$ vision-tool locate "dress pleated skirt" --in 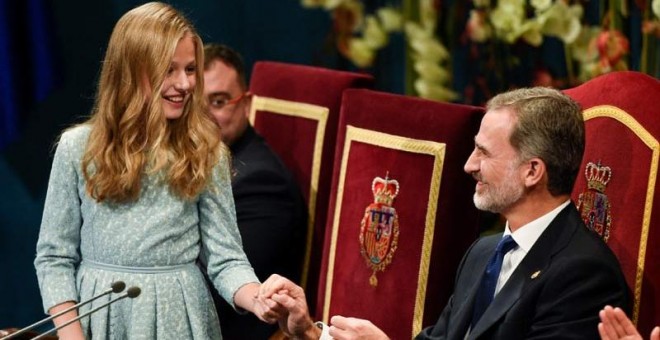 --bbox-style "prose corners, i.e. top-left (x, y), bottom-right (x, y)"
top-left (76, 261), bottom-right (222, 339)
